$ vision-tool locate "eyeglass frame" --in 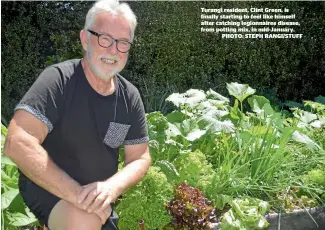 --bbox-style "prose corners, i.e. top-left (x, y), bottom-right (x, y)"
top-left (87, 29), bottom-right (133, 53)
